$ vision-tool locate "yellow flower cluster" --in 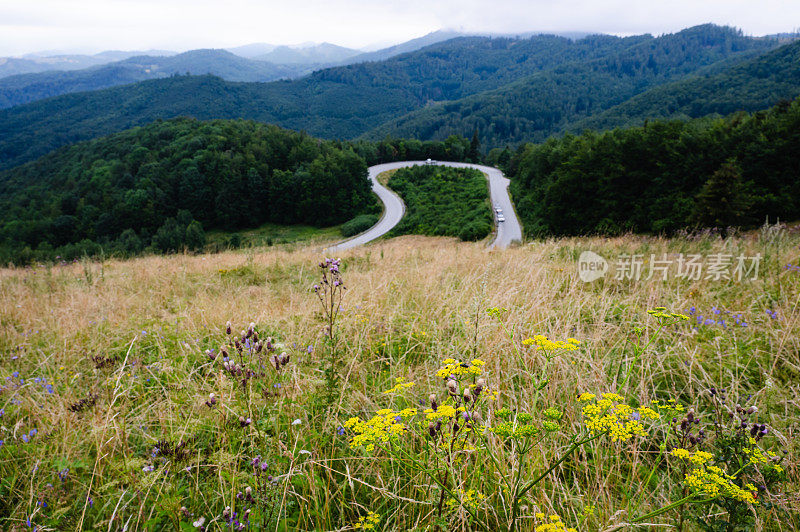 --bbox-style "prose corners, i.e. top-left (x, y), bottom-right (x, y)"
top-left (579, 393), bottom-right (659, 441)
top-left (486, 306), bottom-right (507, 319)
top-left (647, 307), bottom-right (690, 321)
top-left (445, 488), bottom-right (487, 511)
top-left (436, 358), bottom-right (485, 379)
top-left (652, 398), bottom-right (685, 413)
top-left (742, 446), bottom-right (772, 465)
top-left (353, 511), bottom-right (380, 530)
top-left (522, 335), bottom-right (580, 351)
top-left (533, 513), bottom-right (577, 532)
top-left (424, 404), bottom-right (459, 420)
top-left (344, 409), bottom-right (414, 452)
top-left (671, 448), bottom-right (713, 464)
top-left (684, 465), bottom-right (757, 504)
top-left (382, 376), bottom-right (415, 394)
